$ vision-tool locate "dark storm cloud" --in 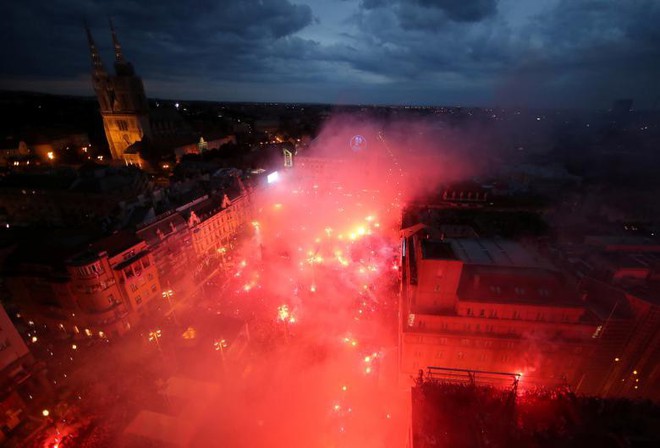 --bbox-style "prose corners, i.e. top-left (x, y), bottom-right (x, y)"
top-left (1, 0), bottom-right (660, 106)
top-left (0, 0), bottom-right (313, 80)
top-left (410, 0), bottom-right (497, 23)
top-left (361, 0), bottom-right (497, 27)
top-left (494, 0), bottom-right (660, 106)
top-left (346, 0), bottom-right (660, 106)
